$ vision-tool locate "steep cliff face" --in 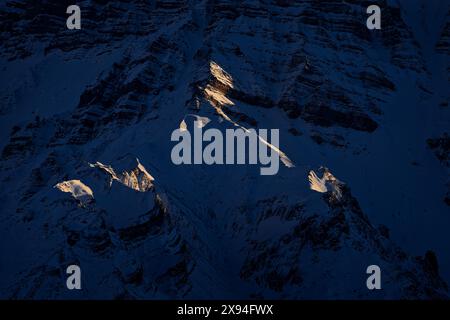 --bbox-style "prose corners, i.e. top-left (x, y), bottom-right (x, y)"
top-left (240, 174), bottom-right (448, 299)
top-left (0, 0), bottom-right (449, 299)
